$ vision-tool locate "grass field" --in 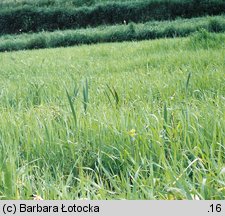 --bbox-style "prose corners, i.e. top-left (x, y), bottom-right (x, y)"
top-left (0, 33), bottom-right (224, 200)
